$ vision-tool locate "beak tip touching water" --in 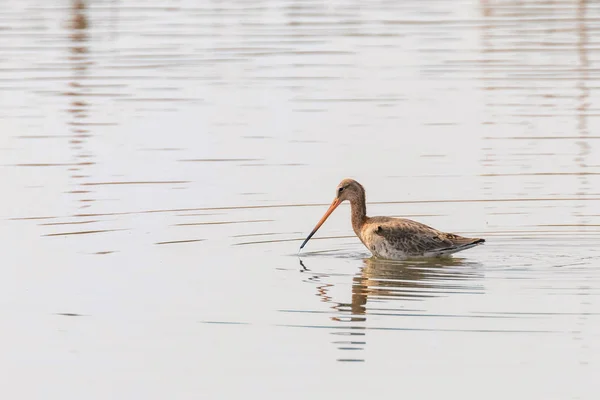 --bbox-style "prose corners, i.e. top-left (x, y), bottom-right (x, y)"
top-left (298, 198), bottom-right (341, 254)
top-left (298, 236), bottom-right (310, 253)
